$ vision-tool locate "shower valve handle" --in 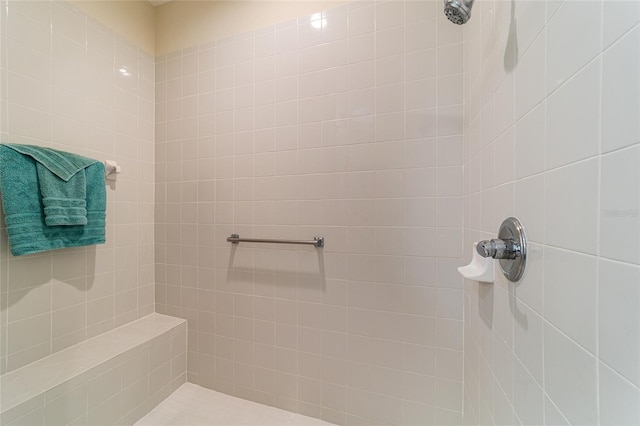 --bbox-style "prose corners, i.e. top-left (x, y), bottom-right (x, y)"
top-left (476, 238), bottom-right (520, 260)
